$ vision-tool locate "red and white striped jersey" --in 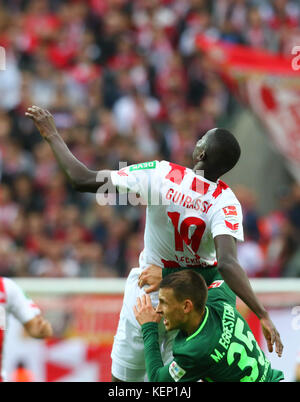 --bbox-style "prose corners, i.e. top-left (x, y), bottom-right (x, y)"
top-left (111, 160), bottom-right (244, 270)
top-left (0, 277), bottom-right (40, 382)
